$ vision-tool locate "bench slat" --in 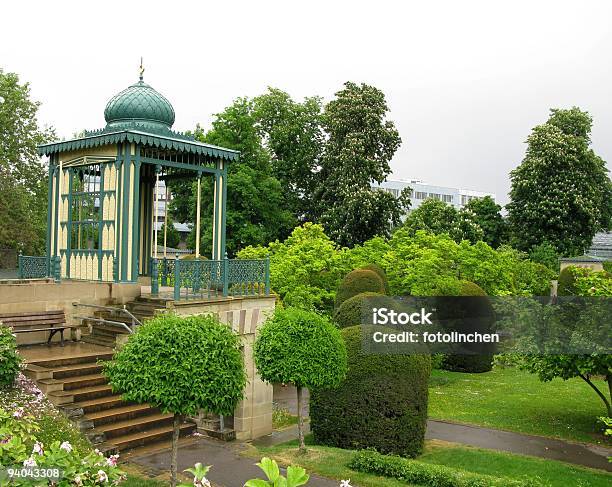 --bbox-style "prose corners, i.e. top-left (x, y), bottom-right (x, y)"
top-left (3, 318), bottom-right (66, 327)
top-left (0, 311), bottom-right (64, 319)
top-left (13, 326), bottom-right (73, 333)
